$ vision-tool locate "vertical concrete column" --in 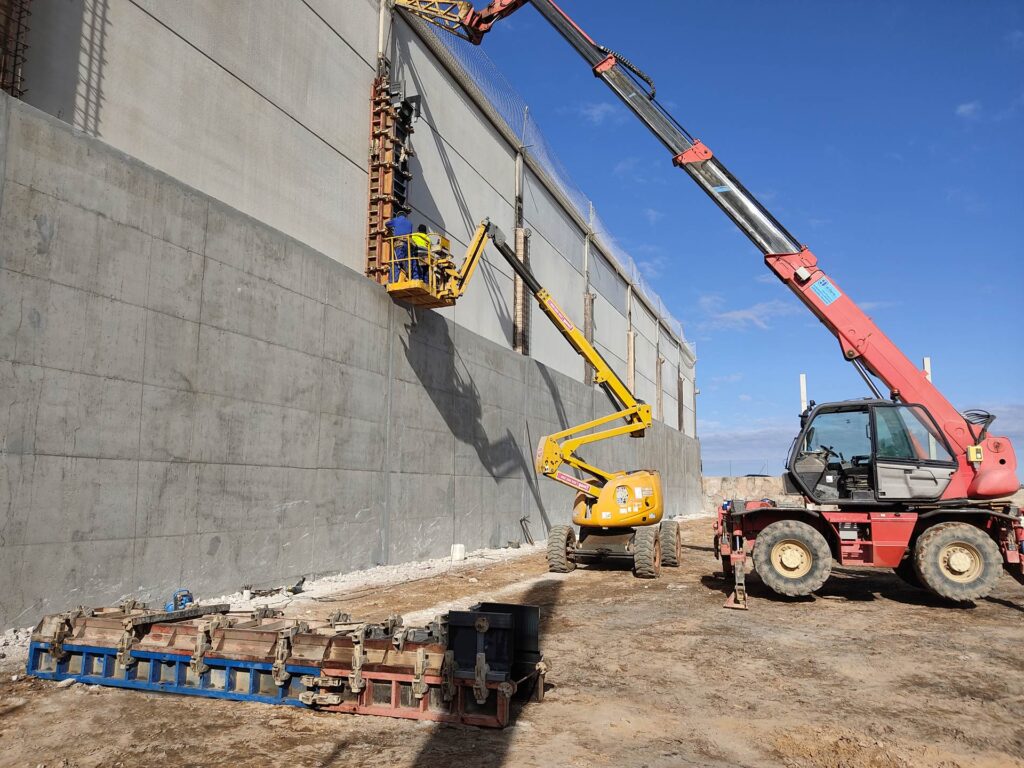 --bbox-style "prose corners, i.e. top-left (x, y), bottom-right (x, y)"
top-left (655, 350), bottom-right (664, 421)
top-left (513, 150), bottom-right (530, 355)
top-left (626, 285), bottom-right (636, 391)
